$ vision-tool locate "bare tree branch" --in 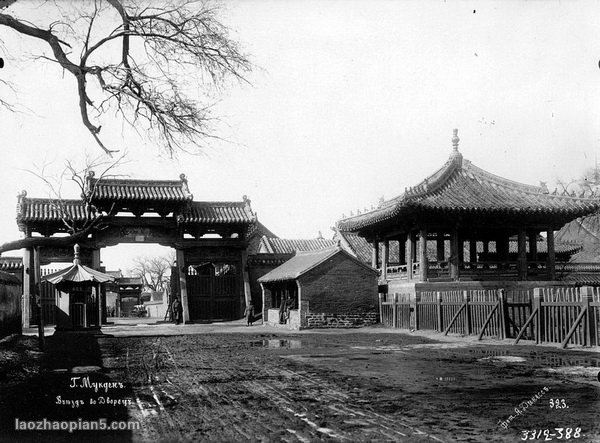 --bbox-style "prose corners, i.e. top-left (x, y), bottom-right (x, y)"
top-left (0, 0), bottom-right (252, 156)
